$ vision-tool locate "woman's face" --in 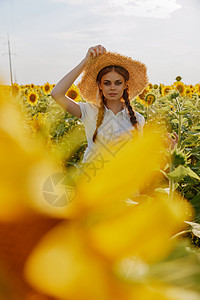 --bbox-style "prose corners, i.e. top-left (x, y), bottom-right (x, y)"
top-left (99, 71), bottom-right (127, 102)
